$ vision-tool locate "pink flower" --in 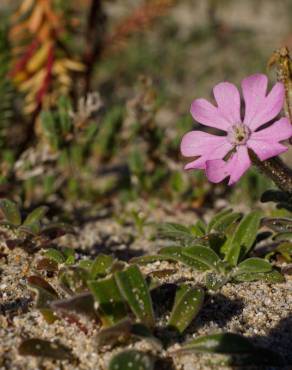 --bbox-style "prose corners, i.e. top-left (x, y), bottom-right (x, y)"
top-left (181, 73), bottom-right (292, 185)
